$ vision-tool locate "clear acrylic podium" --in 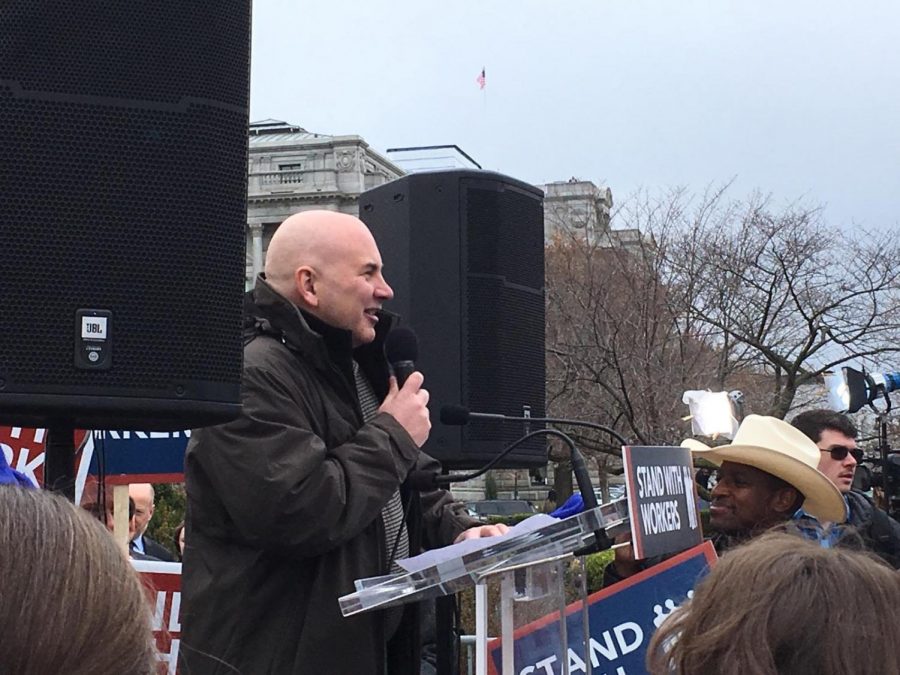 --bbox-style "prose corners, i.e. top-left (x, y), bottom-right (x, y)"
top-left (340, 499), bottom-right (630, 675)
